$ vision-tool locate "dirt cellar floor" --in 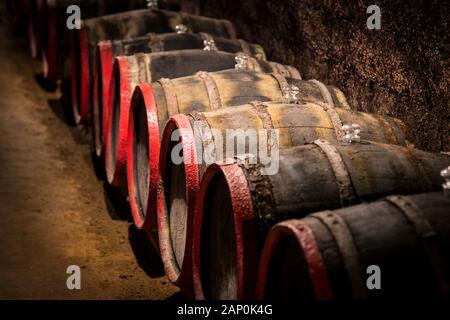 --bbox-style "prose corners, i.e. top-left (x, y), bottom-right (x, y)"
top-left (0, 12), bottom-right (180, 299)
